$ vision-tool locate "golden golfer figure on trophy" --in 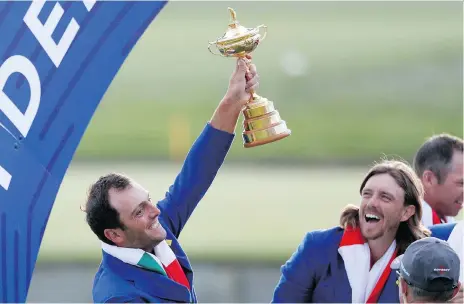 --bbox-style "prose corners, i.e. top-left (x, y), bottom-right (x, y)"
top-left (208, 7), bottom-right (291, 148)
